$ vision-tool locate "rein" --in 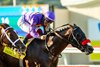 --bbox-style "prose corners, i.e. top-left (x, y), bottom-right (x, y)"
top-left (46, 24), bottom-right (73, 39)
top-left (44, 24), bottom-right (73, 60)
top-left (51, 23), bottom-right (83, 47)
top-left (44, 24), bottom-right (71, 50)
top-left (45, 24), bottom-right (84, 60)
top-left (47, 24), bottom-right (73, 41)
